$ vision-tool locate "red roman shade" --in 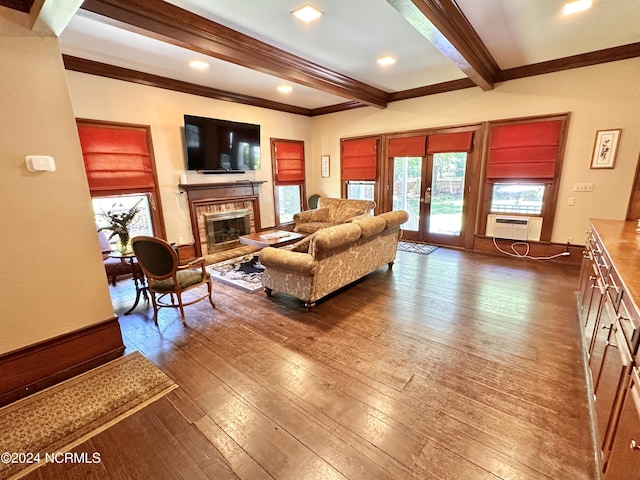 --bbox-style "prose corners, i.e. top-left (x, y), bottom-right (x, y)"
top-left (78, 125), bottom-right (154, 193)
top-left (427, 131), bottom-right (474, 154)
top-left (487, 120), bottom-right (563, 180)
top-left (388, 136), bottom-right (426, 157)
top-left (274, 140), bottom-right (305, 183)
top-left (341, 137), bottom-right (378, 181)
